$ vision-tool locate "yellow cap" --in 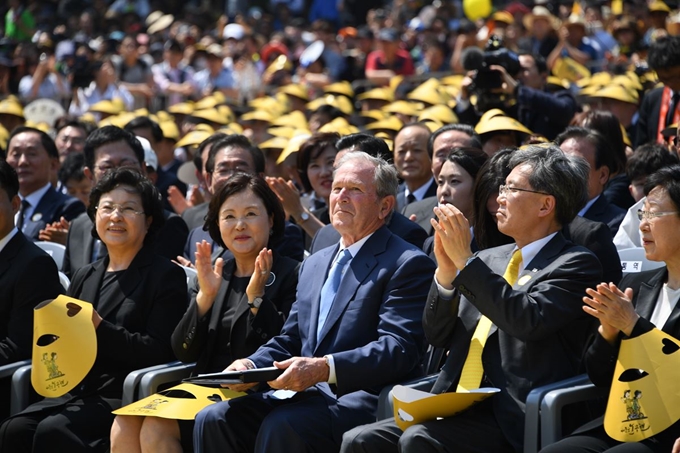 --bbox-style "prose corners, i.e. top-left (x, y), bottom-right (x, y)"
top-left (277, 131), bottom-right (312, 164)
top-left (168, 101), bottom-right (195, 115)
top-left (0, 123), bottom-right (8, 150)
top-left (268, 126), bottom-right (297, 138)
top-left (271, 110), bottom-right (308, 128)
top-left (374, 132), bottom-right (394, 152)
top-left (440, 74), bottom-right (465, 88)
top-left (105, 112), bottom-right (135, 128)
top-left (222, 122), bottom-right (243, 134)
top-left (649, 0), bottom-right (671, 13)
top-left (190, 108), bottom-right (229, 125)
top-left (365, 116), bottom-right (403, 132)
top-left (323, 81), bottom-right (354, 98)
top-left (80, 112), bottom-right (96, 124)
top-left (278, 84), bottom-right (309, 101)
top-left (546, 76), bottom-right (571, 90)
top-left (492, 11), bottom-right (514, 24)
top-left (621, 123), bottom-right (632, 146)
top-left (194, 94), bottom-right (222, 110)
top-left (356, 87), bottom-right (394, 102)
top-left (259, 136), bottom-right (289, 150)
top-left (579, 84), bottom-right (606, 97)
top-left (248, 96), bottom-right (285, 116)
top-left (306, 95), bottom-right (354, 116)
top-left (264, 55), bottom-right (293, 77)
top-left (359, 110), bottom-right (387, 122)
top-left (217, 105), bottom-right (235, 123)
top-left (479, 108), bottom-right (506, 123)
top-left (318, 117), bottom-right (358, 135)
top-left (418, 104), bottom-right (459, 124)
top-left (475, 115), bottom-right (533, 135)
top-left (156, 110), bottom-right (173, 122)
top-left (0, 99), bottom-right (25, 118)
top-left (407, 78), bottom-right (446, 106)
top-left (590, 85), bottom-right (639, 104)
top-left (160, 121), bottom-right (180, 141)
top-left (422, 120), bottom-right (444, 133)
top-left (194, 123), bottom-right (215, 133)
top-left (241, 110), bottom-right (274, 123)
top-left (613, 74), bottom-right (643, 91)
top-left (176, 130), bottom-right (213, 149)
top-left (551, 56), bottom-right (591, 83)
top-left (24, 120), bottom-right (50, 133)
top-left (133, 108), bottom-right (150, 117)
top-left (89, 99), bottom-right (124, 115)
top-left (382, 101), bottom-right (422, 116)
